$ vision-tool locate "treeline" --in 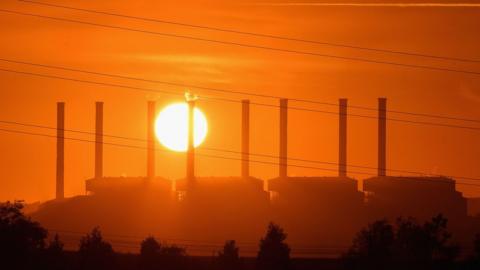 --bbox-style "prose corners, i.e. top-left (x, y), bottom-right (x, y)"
top-left (1, 201), bottom-right (480, 270)
top-left (344, 215), bottom-right (480, 270)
